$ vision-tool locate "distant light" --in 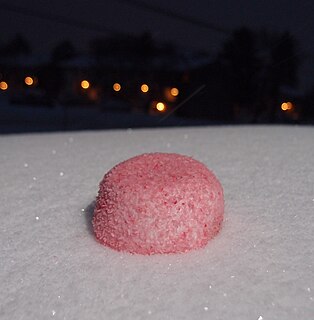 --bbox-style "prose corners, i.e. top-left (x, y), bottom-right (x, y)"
top-left (156, 102), bottom-right (166, 112)
top-left (164, 87), bottom-right (178, 102)
top-left (281, 101), bottom-right (293, 111)
top-left (0, 81), bottom-right (8, 90)
top-left (25, 76), bottom-right (34, 86)
top-left (287, 102), bottom-right (293, 110)
top-left (141, 84), bottom-right (149, 93)
top-left (113, 83), bottom-right (121, 92)
top-left (281, 103), bottom-right (288, 111)
top-left (170, 87), bottom-right (179, 97)
top-left (81, 80), bottom-right (90, 89)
